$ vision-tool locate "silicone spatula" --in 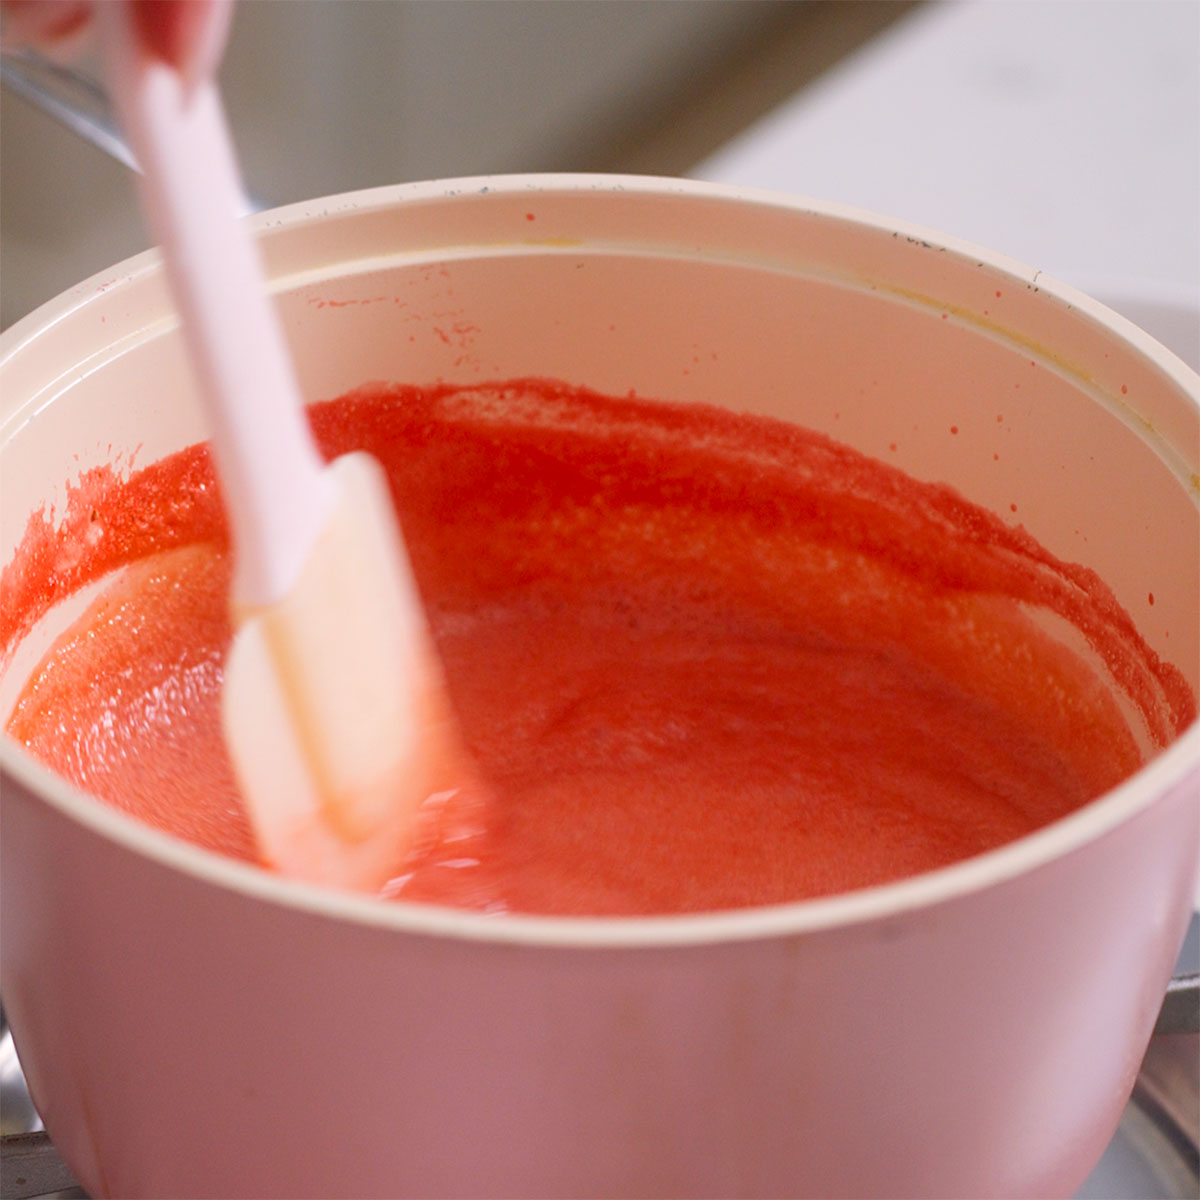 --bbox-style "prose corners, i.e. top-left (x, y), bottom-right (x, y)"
top-left (96, 1), bottom-right (471, 891)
